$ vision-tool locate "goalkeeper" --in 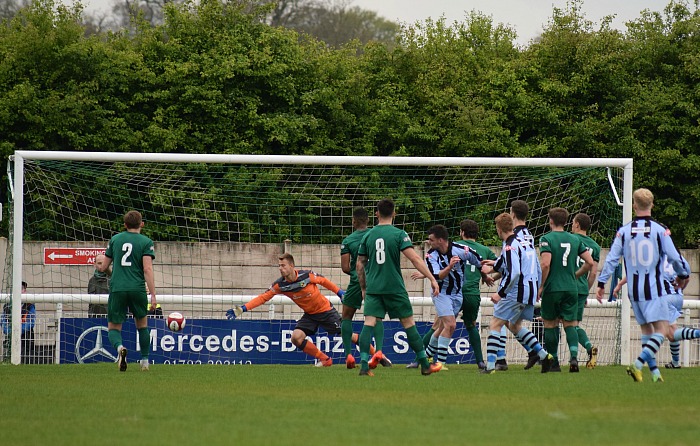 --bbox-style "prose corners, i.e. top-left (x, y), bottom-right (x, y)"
top-left (226, 253), bottom-right (360, 367)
